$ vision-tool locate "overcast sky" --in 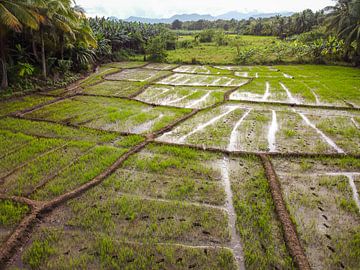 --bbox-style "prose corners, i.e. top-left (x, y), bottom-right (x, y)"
top-left (76, 0), bottom-right (334, 19)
